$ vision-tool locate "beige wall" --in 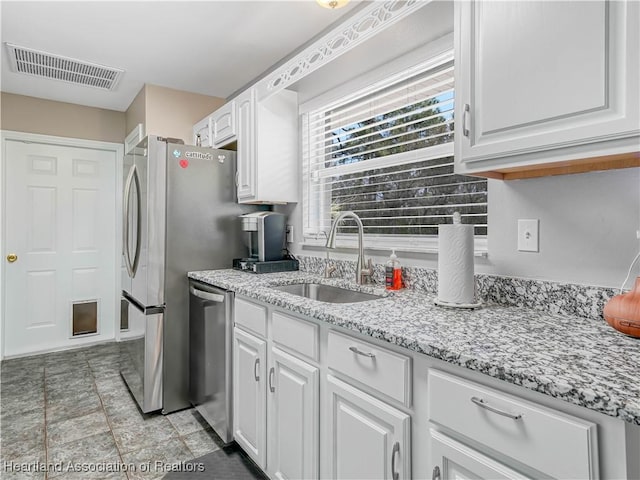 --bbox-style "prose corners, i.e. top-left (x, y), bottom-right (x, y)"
top-left (2, 85), bottom-right (224, 145)
top-left (125, 88), bottom-right (146, 137)
top-left (0, 92), bottom-right (125, 143)
top-left (144, 84), bottom-right (225, 144)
